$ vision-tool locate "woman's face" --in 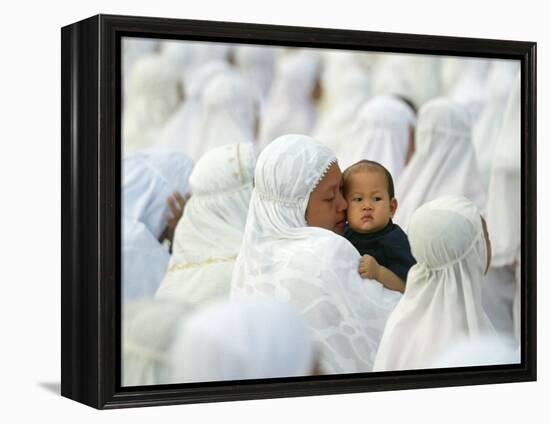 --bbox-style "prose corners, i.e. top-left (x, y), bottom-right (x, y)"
top-left (305, 163), bottom-right (347, 235)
